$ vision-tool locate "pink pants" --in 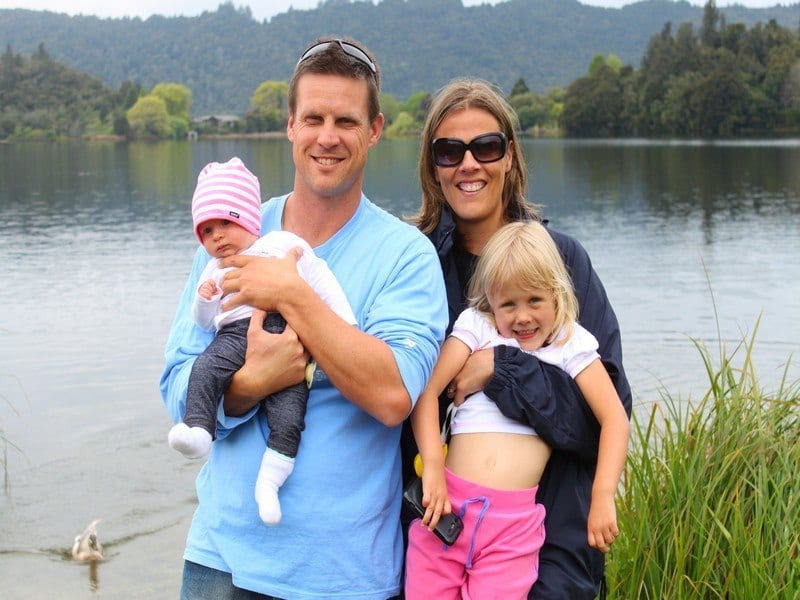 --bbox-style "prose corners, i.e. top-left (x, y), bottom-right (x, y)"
top-left (404, 468), bottom-right (546, 600)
